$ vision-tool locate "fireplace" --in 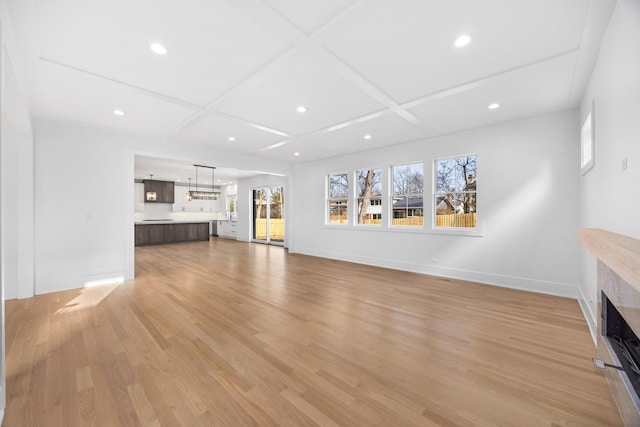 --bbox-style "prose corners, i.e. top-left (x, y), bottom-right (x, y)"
top-left (601, 290), bottom-right (640, 400)
top-left (580, 228), bottom-right (640, 426)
